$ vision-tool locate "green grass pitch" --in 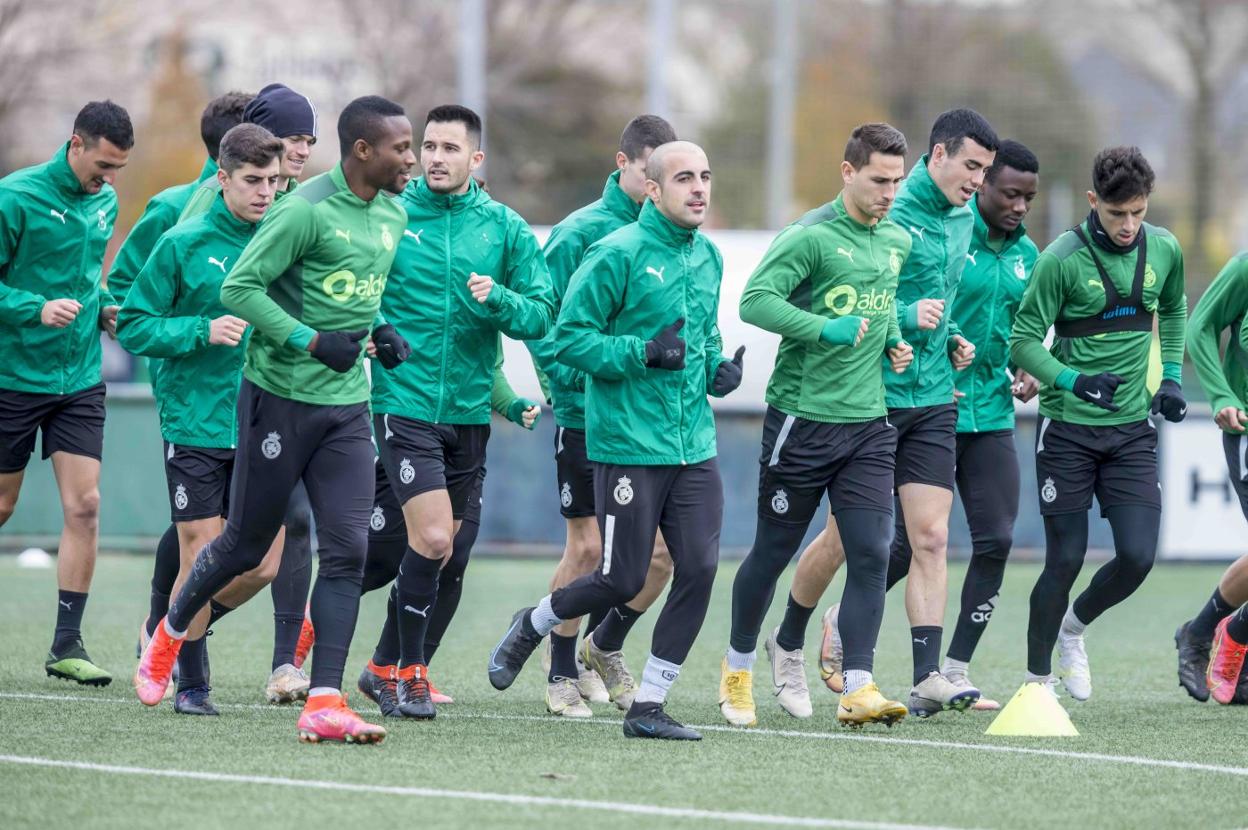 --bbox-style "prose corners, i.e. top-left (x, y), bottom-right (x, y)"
top-left (1, 554), bottom-right (1245, 829)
